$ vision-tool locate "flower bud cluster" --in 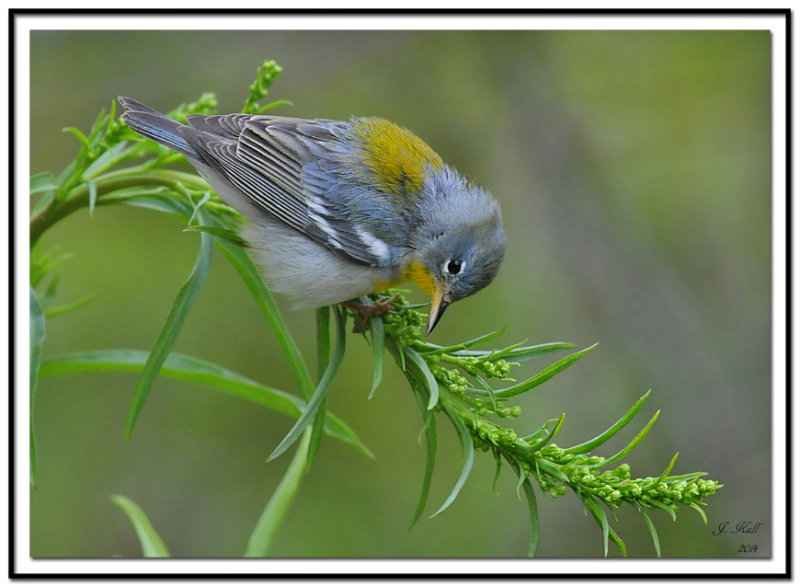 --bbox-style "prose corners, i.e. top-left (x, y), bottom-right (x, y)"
top-left (382, 301), bottom-right (425, 348)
